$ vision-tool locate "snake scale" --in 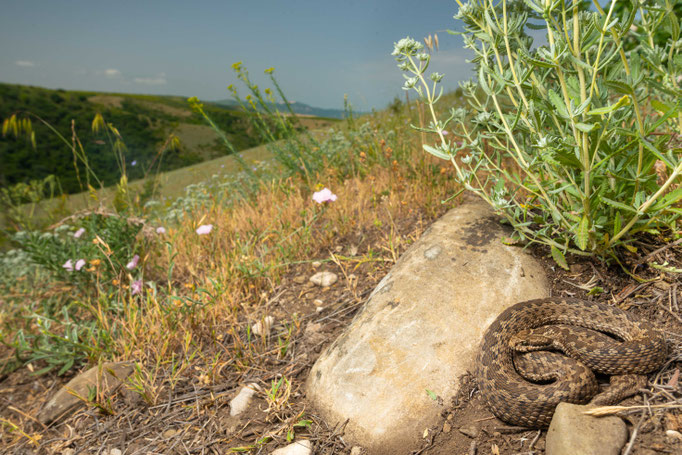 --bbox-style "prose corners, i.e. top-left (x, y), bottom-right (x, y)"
top-left (476, 298), bottom-right (667, 428)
